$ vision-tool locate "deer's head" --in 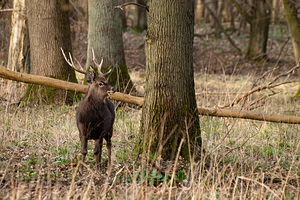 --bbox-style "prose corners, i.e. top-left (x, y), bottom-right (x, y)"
top-left (61, 48), bottom-right (116, 100)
